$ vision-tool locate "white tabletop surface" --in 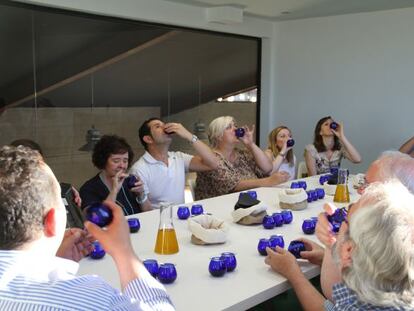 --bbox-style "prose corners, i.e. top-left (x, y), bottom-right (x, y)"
top-left (78, 175), bottom-right (359, 311)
